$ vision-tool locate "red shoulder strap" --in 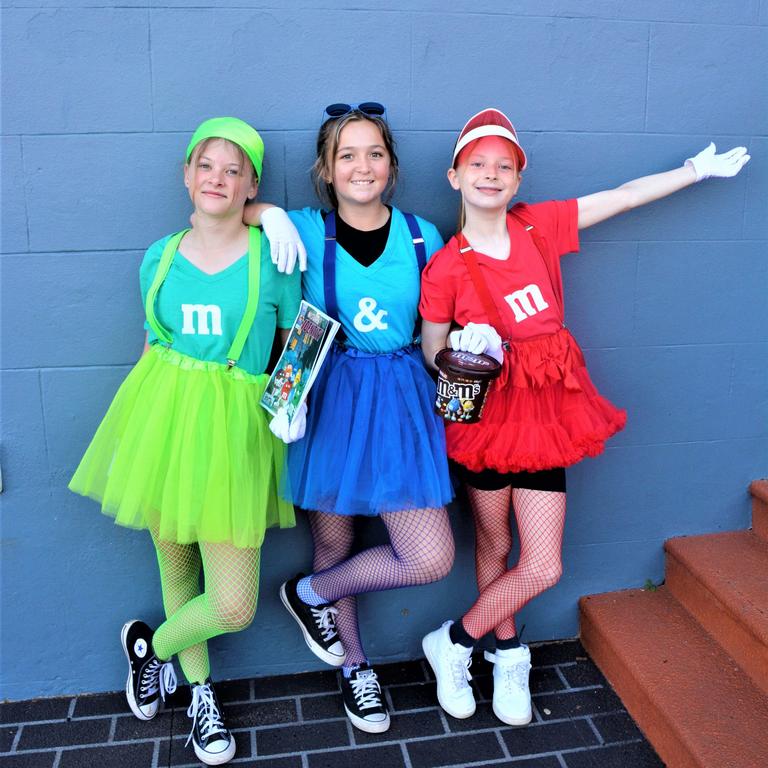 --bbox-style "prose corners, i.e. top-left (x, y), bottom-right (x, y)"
top-left (456, 234), bottom-right (511, 340)
top-left (507, 209), bottom-right (564, 318)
